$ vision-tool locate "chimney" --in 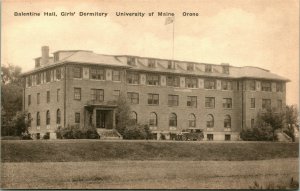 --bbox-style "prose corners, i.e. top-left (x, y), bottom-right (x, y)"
top-left (41, 46), bottom-right (49, 66)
